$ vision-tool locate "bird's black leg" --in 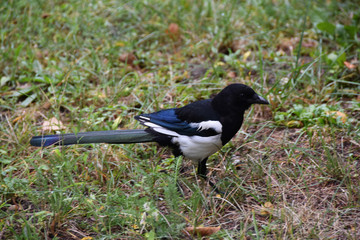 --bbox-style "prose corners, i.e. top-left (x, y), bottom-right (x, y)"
top-left (197, 158), bottom-right (221, 194)
top-left (197, 158), bottom-right (208, 179)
